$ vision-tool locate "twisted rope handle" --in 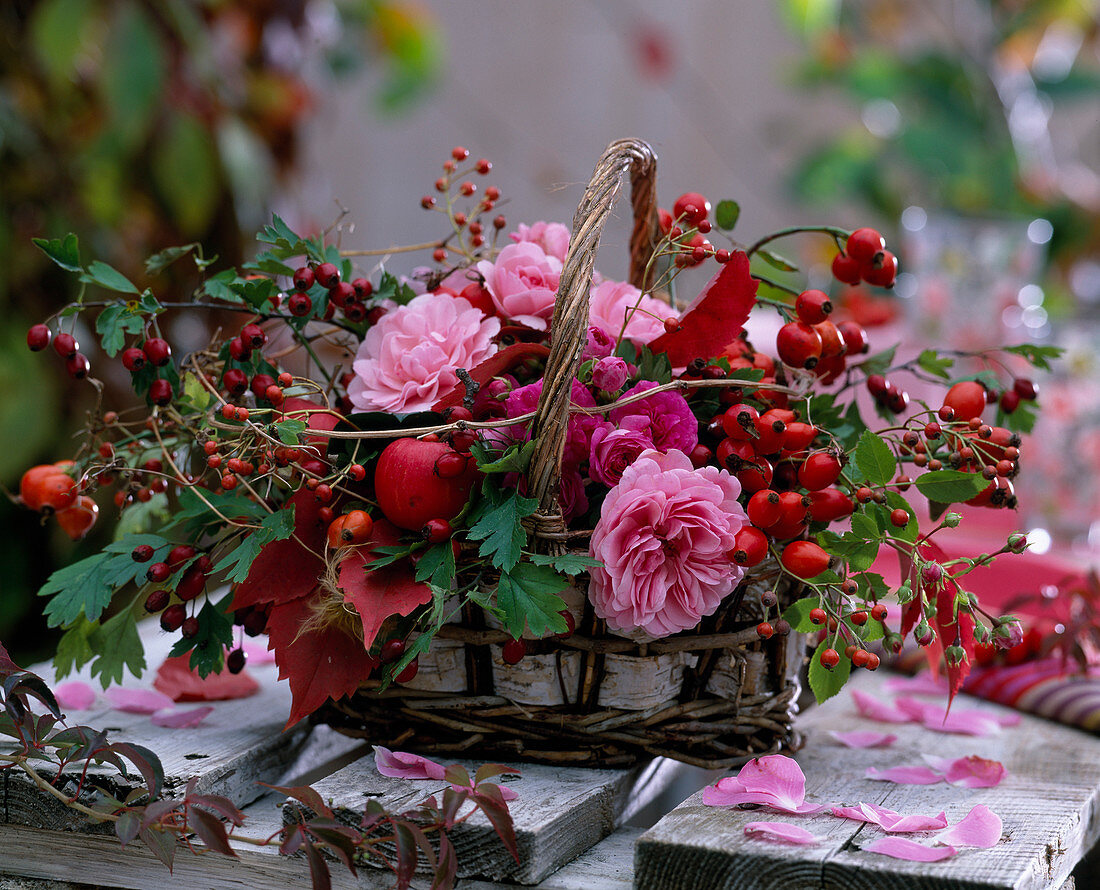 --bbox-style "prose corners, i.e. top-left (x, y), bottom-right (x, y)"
top-left (526, 138), bottom-right (659, 530)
